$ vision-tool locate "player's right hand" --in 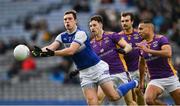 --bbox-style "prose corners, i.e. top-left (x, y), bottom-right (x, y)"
top-left (32, 46), bottom-right (42, 57)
